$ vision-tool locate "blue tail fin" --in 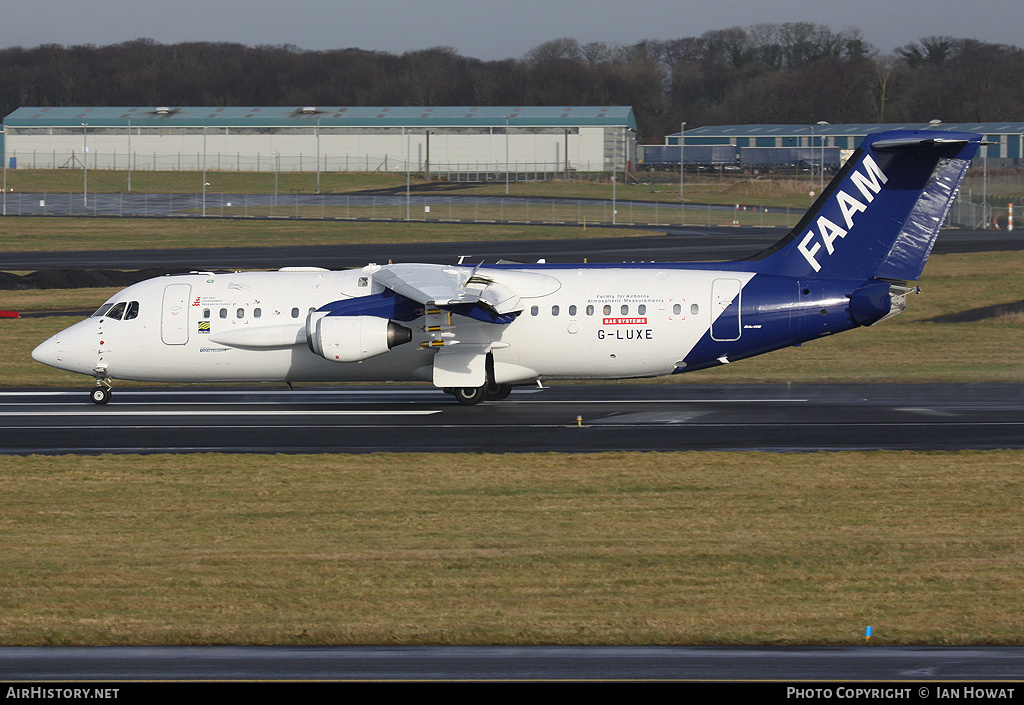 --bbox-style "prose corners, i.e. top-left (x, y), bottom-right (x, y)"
top-left (756, 130), bottom-right (982, 281)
